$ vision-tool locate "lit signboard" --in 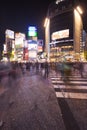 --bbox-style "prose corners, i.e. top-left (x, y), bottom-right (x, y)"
top-left (28, 26), bottom-right (37, 37)
top-left (51, 29), bottom-right (69, 40)
top-left (29, 51), bottom-right (37, 58)
top-left (5, 29), bottom-right (14, 39)
top-left (28, 26), bottom-right (37, 31)
top-left (15, 33), bottom-right (25, 48)
top-left (37, 39), bottom-right (43, 46)
top-left (37, 39), bottom-right (43, 52)
top-left (28, 40), bottom-right (37, 50)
